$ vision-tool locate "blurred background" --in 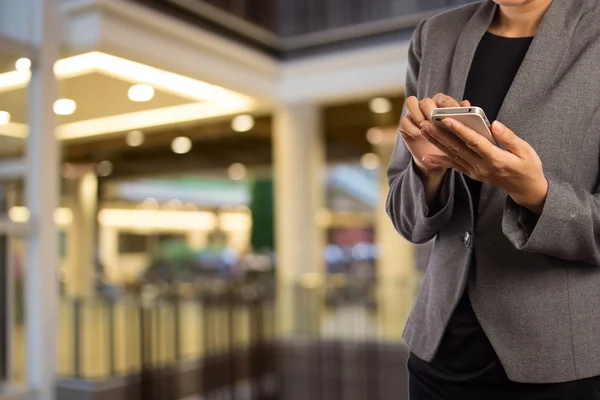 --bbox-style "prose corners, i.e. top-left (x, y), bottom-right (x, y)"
top-left (0, 0), bottom-right (474, 399)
